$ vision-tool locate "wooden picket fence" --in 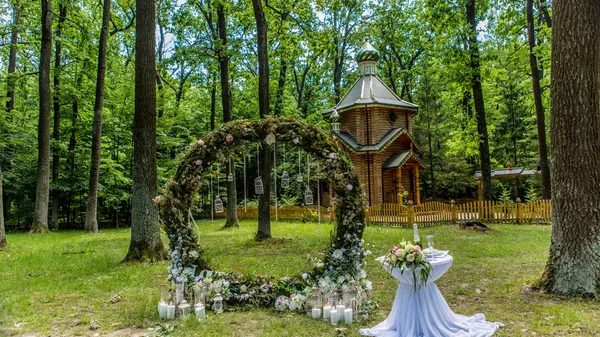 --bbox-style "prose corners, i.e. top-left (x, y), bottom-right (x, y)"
top-left (214, 205), bottom-right (333, 222)
top-left (366, 199), bottom-right (552, 227)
